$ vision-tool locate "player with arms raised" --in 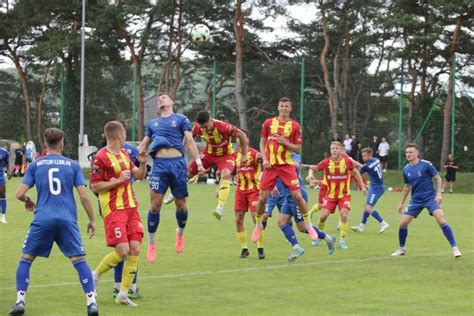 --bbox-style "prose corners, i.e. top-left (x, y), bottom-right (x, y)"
top-left (9, 128), bottom-right (98, 316)
top-left (391, 143), bottom-right (461, 258)
top-left (251, 97), bottom-right (319, 244)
